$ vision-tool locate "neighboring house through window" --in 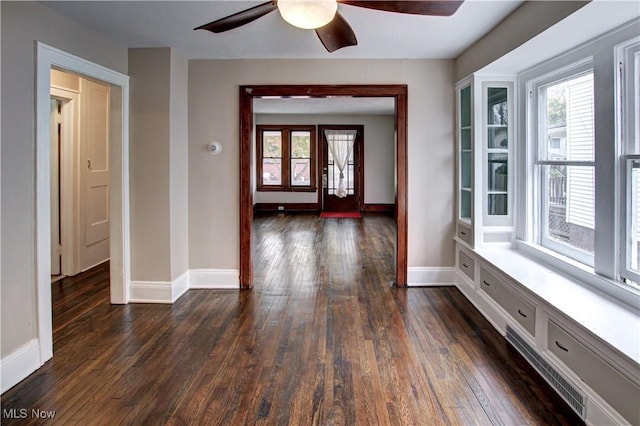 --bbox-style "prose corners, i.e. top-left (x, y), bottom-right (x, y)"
top-left (520, 25), bottom-right (640, 302)
top-left (618, 36), bottom-right (640, 286)
top-left (532, 64), bottom-right (595, 266)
